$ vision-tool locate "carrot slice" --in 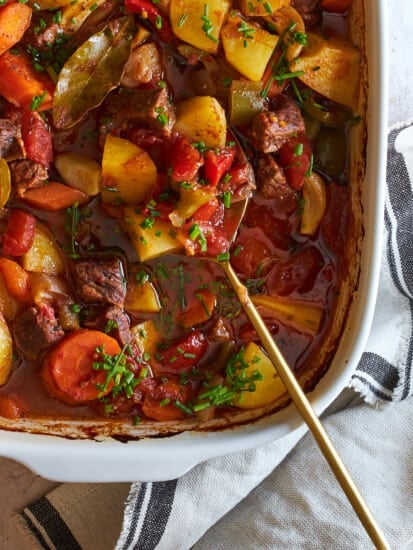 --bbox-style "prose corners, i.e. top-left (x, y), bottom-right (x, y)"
top-left (0, 258), bottom-right (31, 305)
top-left (22, 182), bottom-right (88, 211)
top-left (41, 330), bottom-right (121, 405)
top-left (0, 51), bottom-right (54, 111)
top-left (0, 3), bottom-right (32, 56)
